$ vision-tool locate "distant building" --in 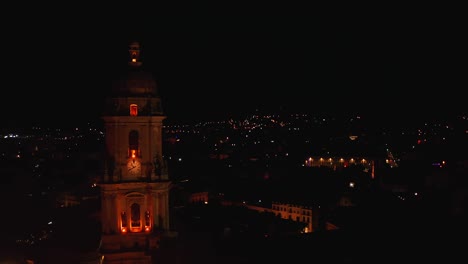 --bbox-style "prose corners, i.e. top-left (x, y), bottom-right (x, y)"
top-left (271, 202), bottom-right (315, 233)
top-left (56, 191), bottom-right (81, 207)
top-left (220, 199), bottom-right (338, 233)
top-left (304, 156), bottom-right (375, 178)
top-left (189, 191), bottom-right (209, 204)
top-left (189, 191), bottom-right (225, 205)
